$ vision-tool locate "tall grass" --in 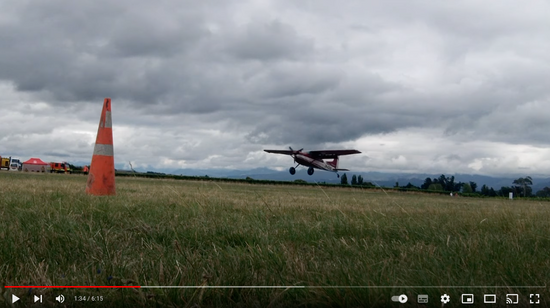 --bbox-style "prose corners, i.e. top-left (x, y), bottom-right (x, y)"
top-left (1, 172), bottom-right (549, 307)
